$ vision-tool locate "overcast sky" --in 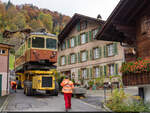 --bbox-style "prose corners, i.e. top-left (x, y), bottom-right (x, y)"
top-left (1, 0), bottom-right (120, 20)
